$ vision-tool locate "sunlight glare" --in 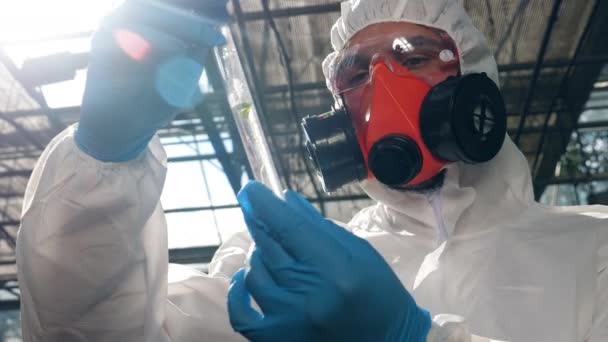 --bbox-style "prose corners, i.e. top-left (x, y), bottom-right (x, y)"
top-left (0, 0), bottom-right (124, 44)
